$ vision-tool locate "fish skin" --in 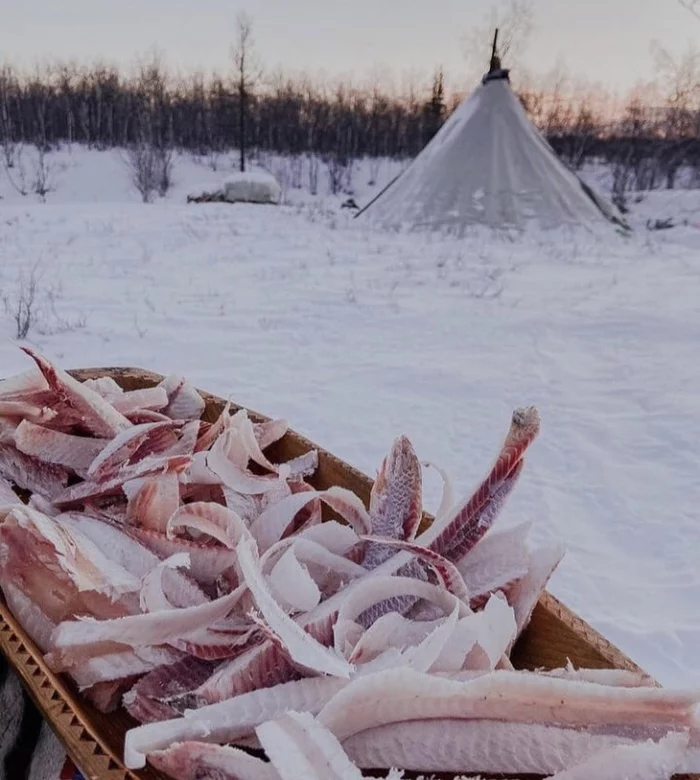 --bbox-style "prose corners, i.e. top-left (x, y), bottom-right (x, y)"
top-left (362, 435), bottom-right (423, 570)
top-left (342, 719), bottom-right (692, 776)
top-left (20, 346), bottom-right (132, 437)
top-left (423, 407), bottom-right (539, 562)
